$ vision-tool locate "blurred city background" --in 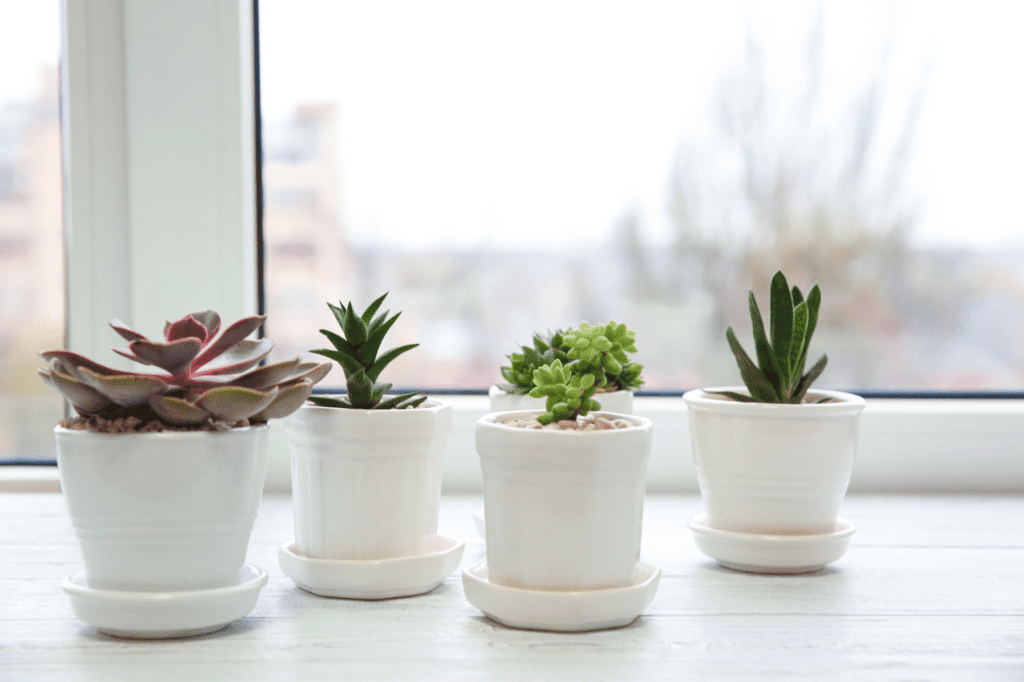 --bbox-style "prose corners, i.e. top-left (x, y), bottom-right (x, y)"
top-left (2, 1), bottom-right (1024, 459)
